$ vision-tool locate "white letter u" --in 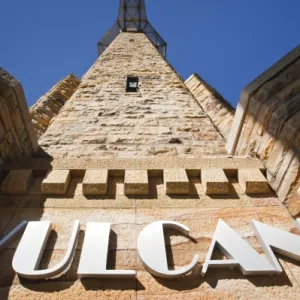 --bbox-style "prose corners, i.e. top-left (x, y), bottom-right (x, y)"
top-left (12, 220), bottom-right (80, 280)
